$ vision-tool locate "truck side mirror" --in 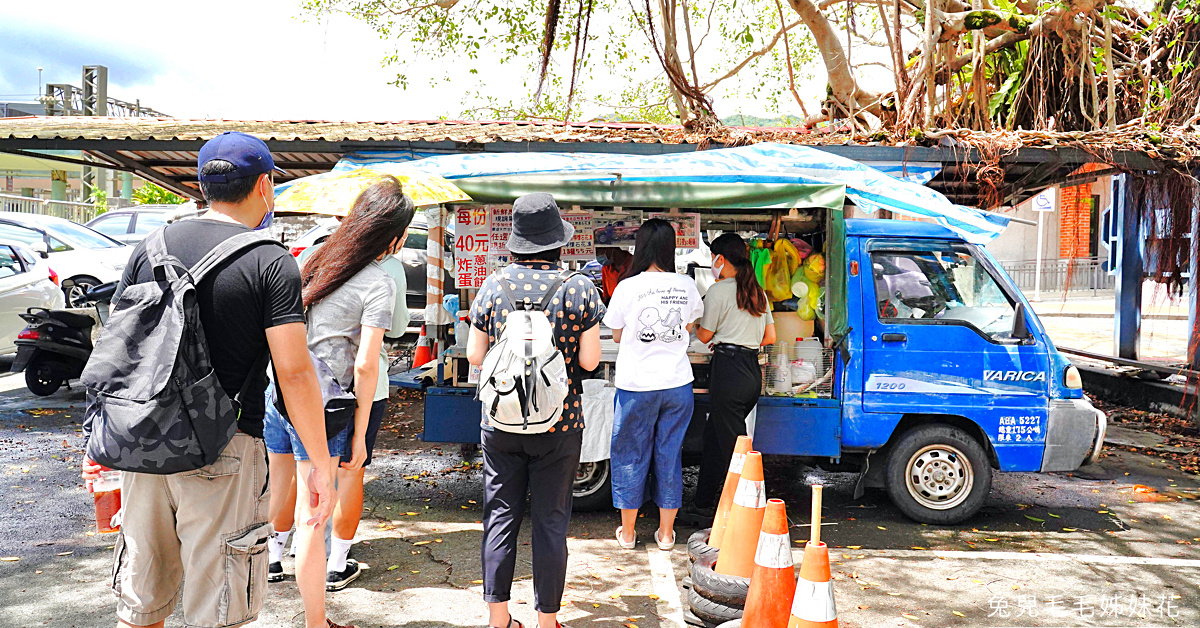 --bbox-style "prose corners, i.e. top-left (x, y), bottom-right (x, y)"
top-left (1012, 302), bottom-right (1032, 340)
